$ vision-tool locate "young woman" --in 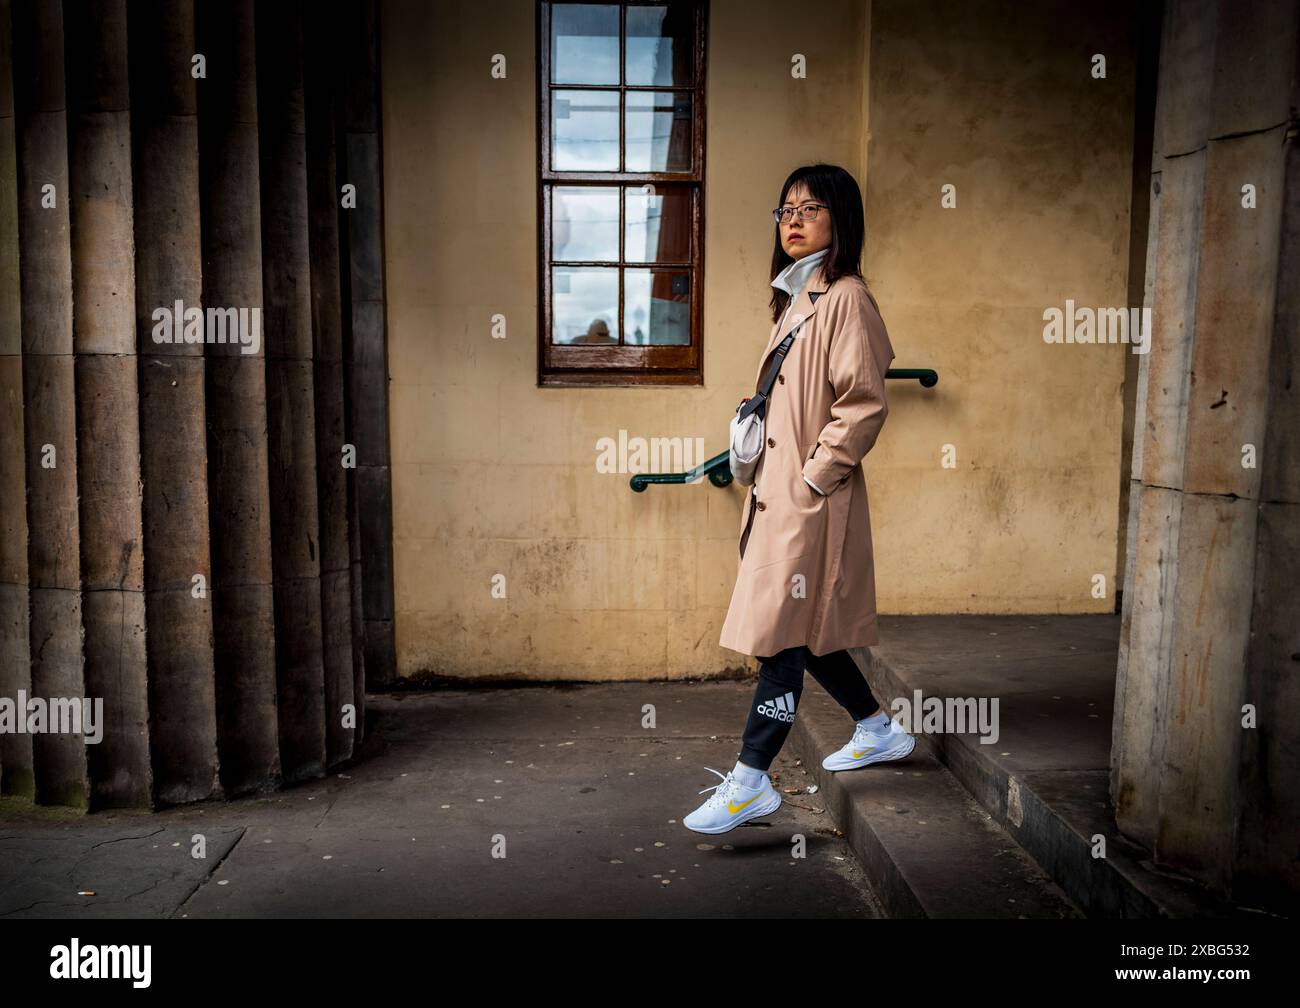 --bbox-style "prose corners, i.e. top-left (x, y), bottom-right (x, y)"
top-left (684, 164), bottom-right (916, 835)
